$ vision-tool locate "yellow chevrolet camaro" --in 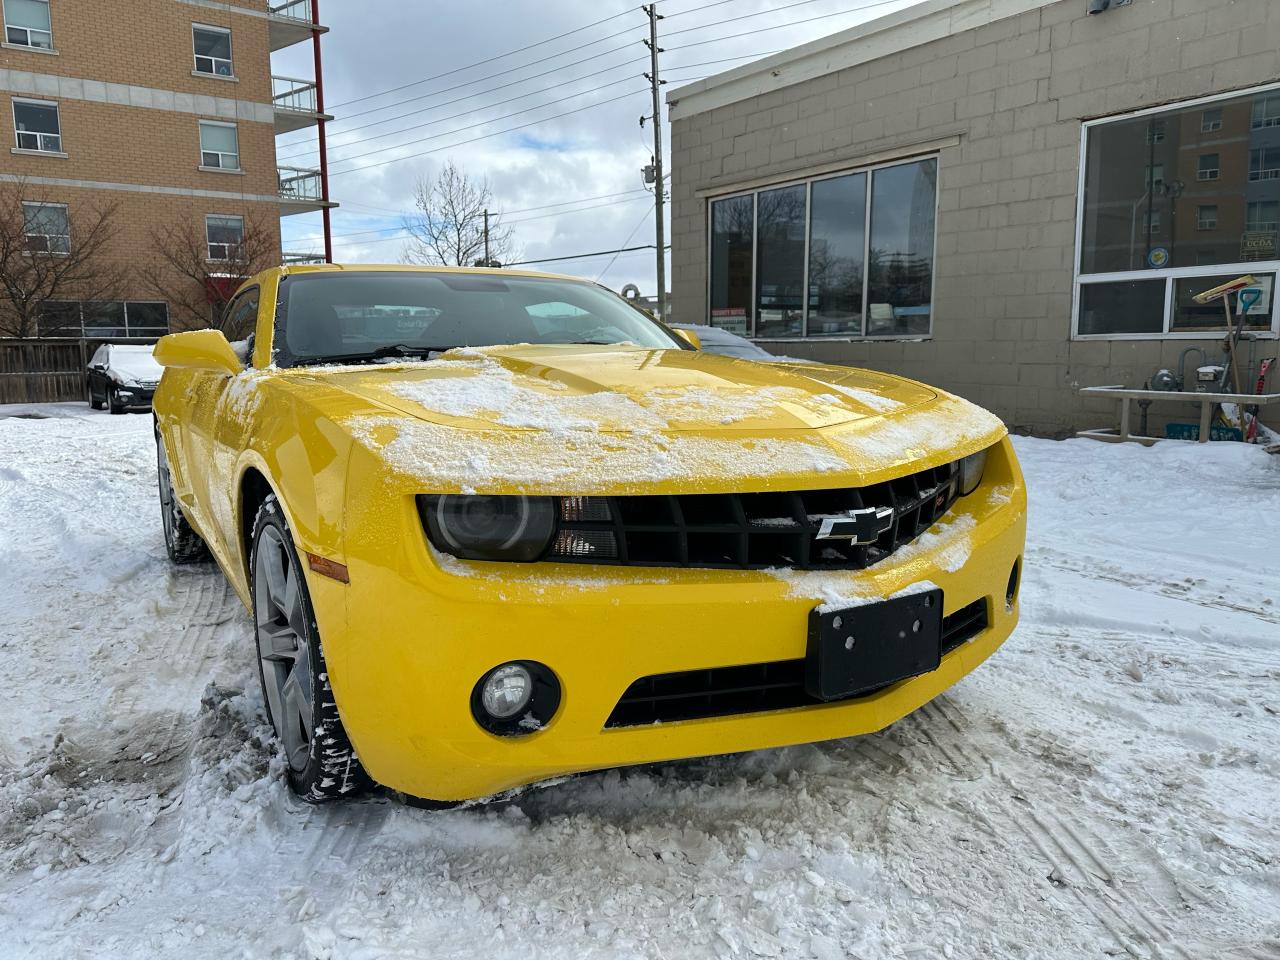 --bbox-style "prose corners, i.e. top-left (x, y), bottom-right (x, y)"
top-left (152, 264), bottom-right (1025, 804)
